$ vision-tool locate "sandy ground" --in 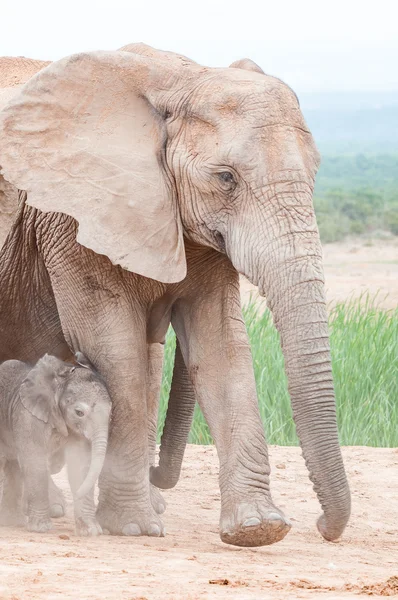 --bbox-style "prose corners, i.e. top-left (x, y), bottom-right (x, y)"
top-left (0, 445), bottom-right (397, 600)
top-left (240, 239), bottom-right (398, 310)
